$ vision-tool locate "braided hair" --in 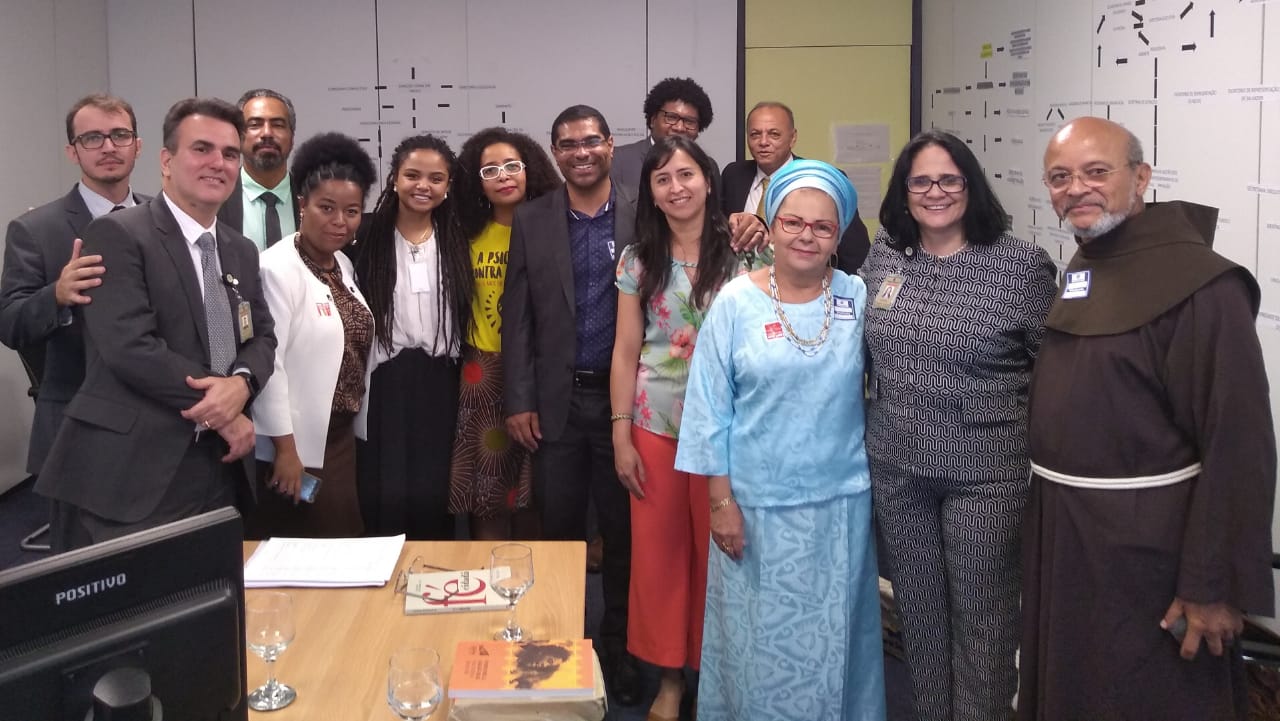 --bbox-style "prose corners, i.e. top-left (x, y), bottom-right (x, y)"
top-left (354, 134), bottom-right (472, 355)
